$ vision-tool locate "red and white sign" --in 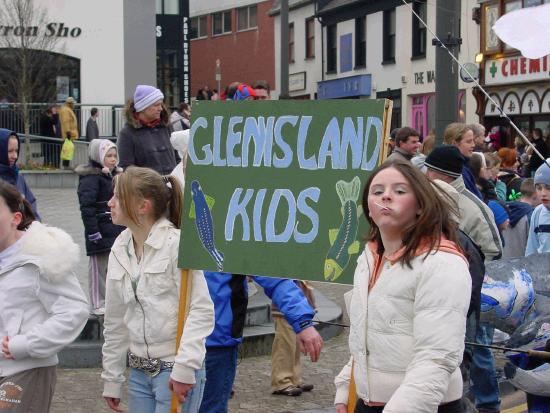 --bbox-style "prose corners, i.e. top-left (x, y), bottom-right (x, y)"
top-left (485, 55), bottom-right (550, 85)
